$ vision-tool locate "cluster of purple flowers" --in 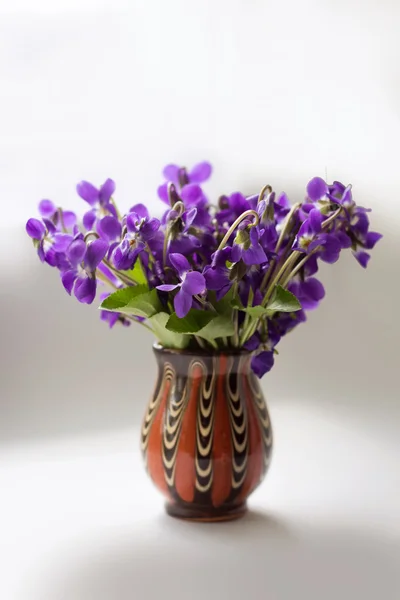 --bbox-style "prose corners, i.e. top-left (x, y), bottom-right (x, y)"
top-left (26, 162), bottom-right (381, 378)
